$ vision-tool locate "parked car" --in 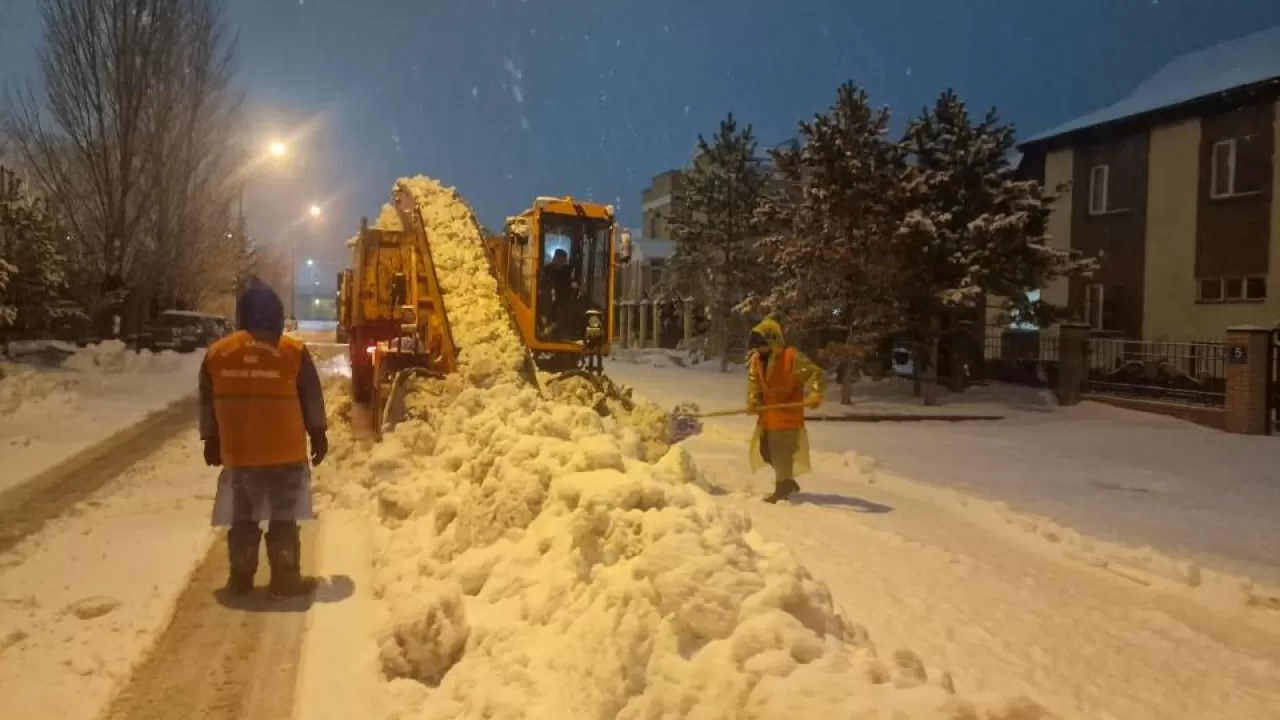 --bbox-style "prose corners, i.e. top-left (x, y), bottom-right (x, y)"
top-left (160, 310), bottom-right (231, 346)
top-left (126, 310), bottom-right (228, 353)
